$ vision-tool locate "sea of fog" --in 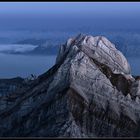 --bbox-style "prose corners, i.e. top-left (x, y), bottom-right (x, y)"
top-left (0, 44), bottom-right (37, 53)
top-left (0, 53), bottom-right (56, 78)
